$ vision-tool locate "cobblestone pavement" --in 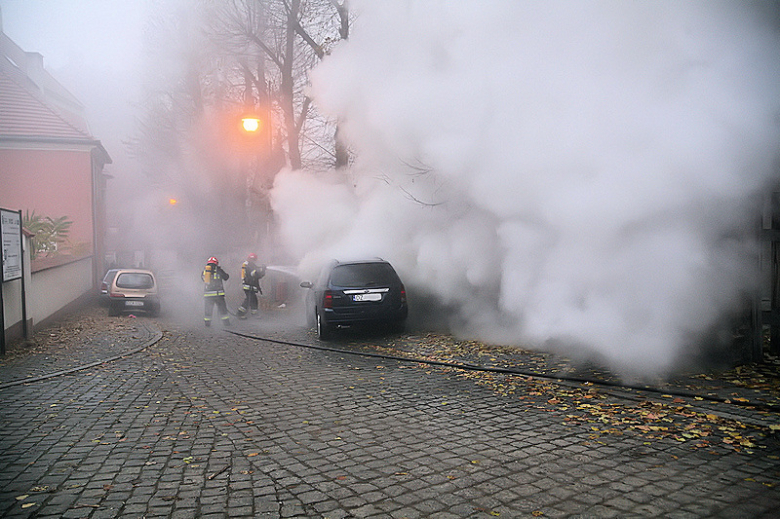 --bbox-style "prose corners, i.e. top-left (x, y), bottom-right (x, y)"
top-left (1, 304), bottom-right (779, 518)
